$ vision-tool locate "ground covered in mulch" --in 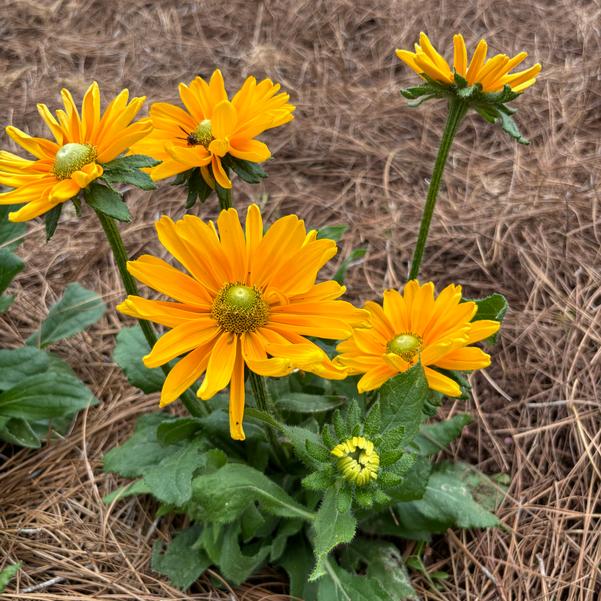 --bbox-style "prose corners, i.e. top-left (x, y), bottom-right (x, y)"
top-left (1, 0), bottom-right (600, 599)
